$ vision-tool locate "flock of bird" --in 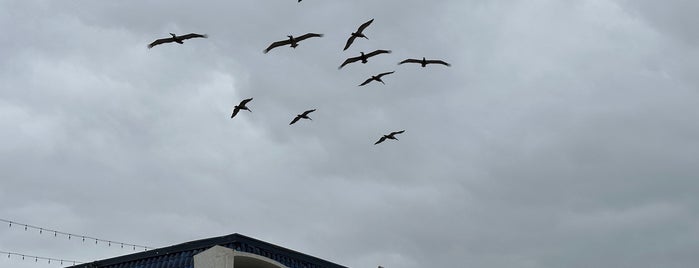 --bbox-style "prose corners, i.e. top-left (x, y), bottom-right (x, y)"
top-left (147, 9), bottom-right (449, 146)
